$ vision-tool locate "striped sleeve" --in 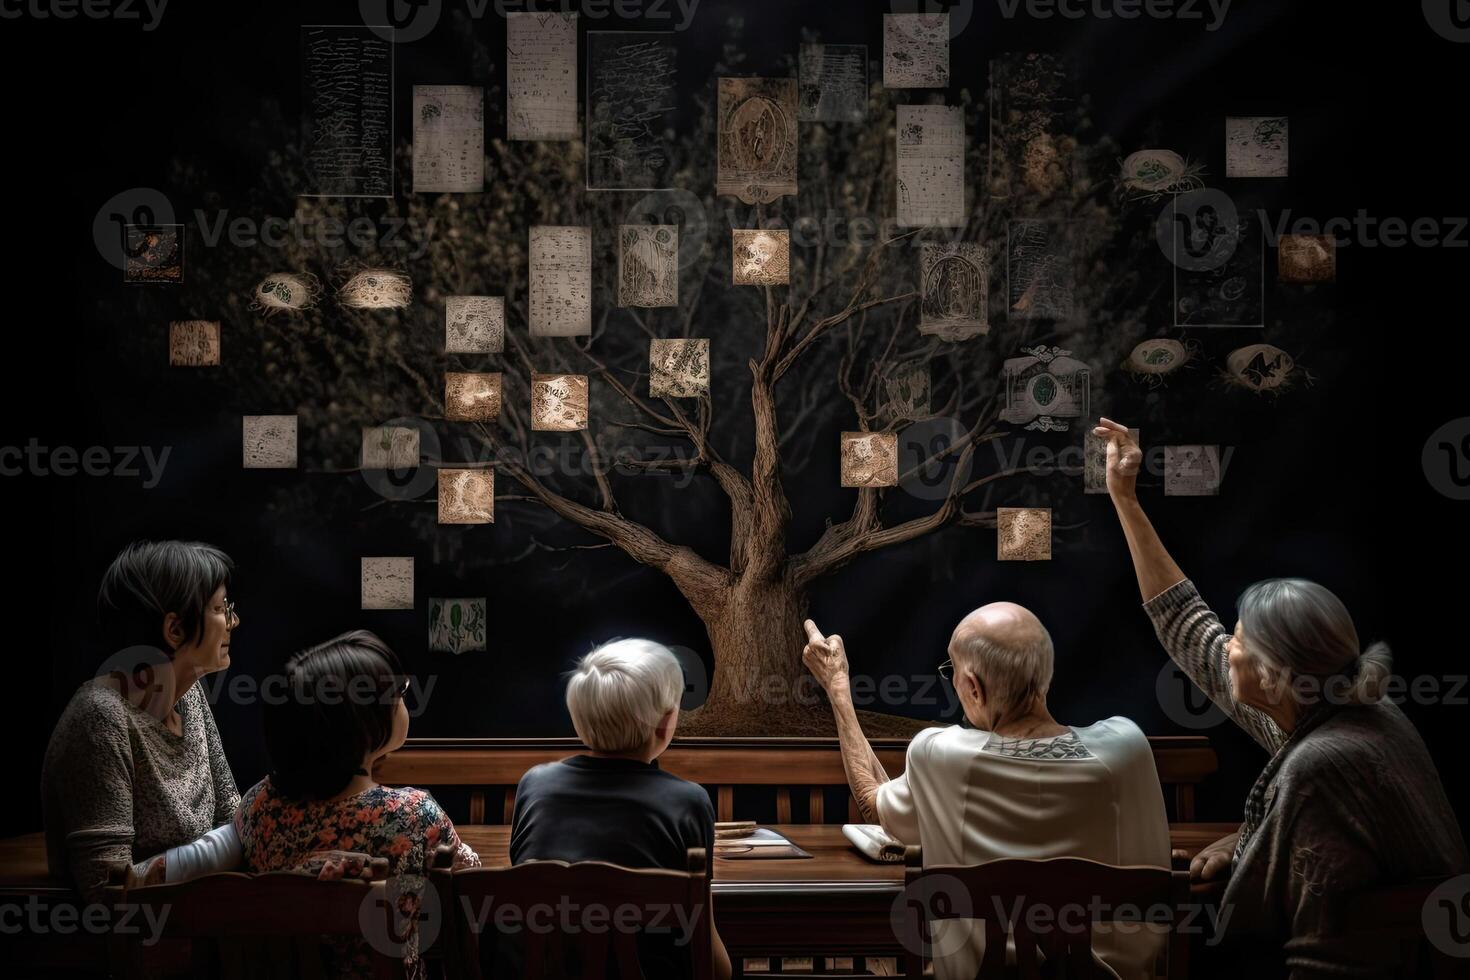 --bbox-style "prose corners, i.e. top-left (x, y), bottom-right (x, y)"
top-left (1142, 579), bottom-right (1284, 752)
